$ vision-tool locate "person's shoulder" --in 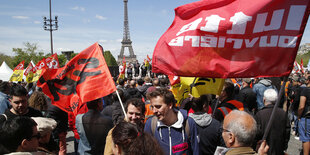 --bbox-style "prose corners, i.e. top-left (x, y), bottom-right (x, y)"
top-left (210, 117), bottom-right (221, 126)
top-left (301, 87), bottom-right (310, 93)
top-left (27, 107), bottom-right (43, 117)
top-left (144, 115), bottom-right (155, 132)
